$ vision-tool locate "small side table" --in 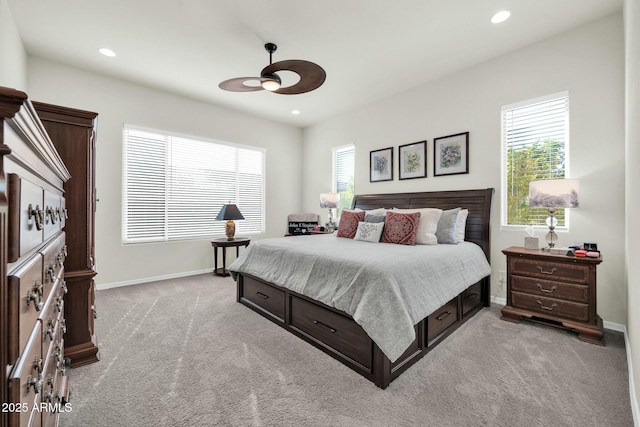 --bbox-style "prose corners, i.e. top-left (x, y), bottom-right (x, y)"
top-left (211, 237), bottom-right (250, 276)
